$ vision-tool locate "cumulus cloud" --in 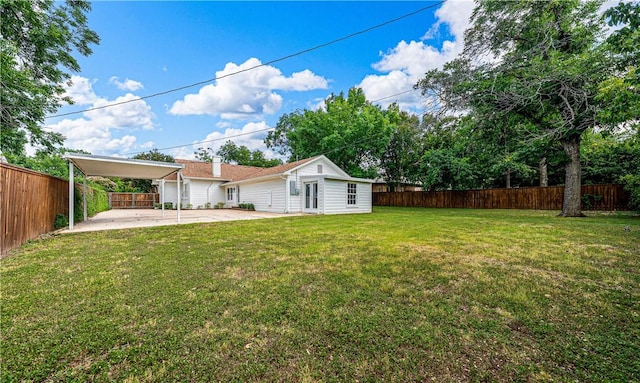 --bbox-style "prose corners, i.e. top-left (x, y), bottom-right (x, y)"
top-left (47, 76), bottom-right (155, 155)
top-left (169, 121), bottom-right (279, 160)
top-left (169, 58), bottom-right (328, 119)
top-left (63, 75), bottom-right (100, 105)
top-left (109, 76), bottom-right (144, 91)
top-left (359, 0), bottom-right (475, 110)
